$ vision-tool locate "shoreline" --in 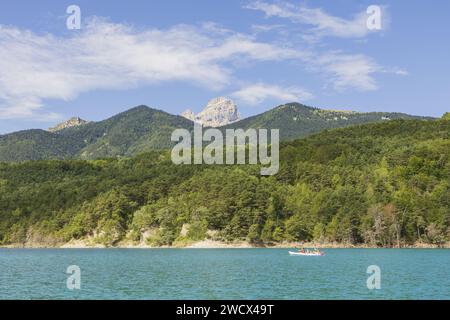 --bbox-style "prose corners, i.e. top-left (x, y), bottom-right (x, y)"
top-left (1, 239), bottom-right (449, 249)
